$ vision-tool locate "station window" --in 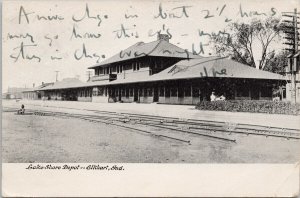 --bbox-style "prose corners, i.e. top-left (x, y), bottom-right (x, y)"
top-left (98, 87), bottom-right (104, 96)
top-left (139, 88), bottom-right (143, 97)
top-left (129, 88), bottom-right (133, 97)
top-left (148, 88), bottom-right (153, 97)
top-left (184, 86), bottom-right (191, 97)
top-left (192, 87), bottom-right (200, 97)
top-left (92, 88), bottom-right (98, 96)
top-left (283, 88), bottom-right (286, 98)
top-left (260, 85), bottom-right (272, 98)
top-left (126, 88), bottom-right (129, 97)
top-left (165, 87), bottom-right (170, 97)
top-left (159, 87), bottom-right (164, 97)
top-left (178, 86), bottom-right (184, 97)
top-left (171, 87), bottom-right (177, 97)
top-left (144, 88), bottom-right (148, 97)
top-left (237, 85), bottom-right (250, 97)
